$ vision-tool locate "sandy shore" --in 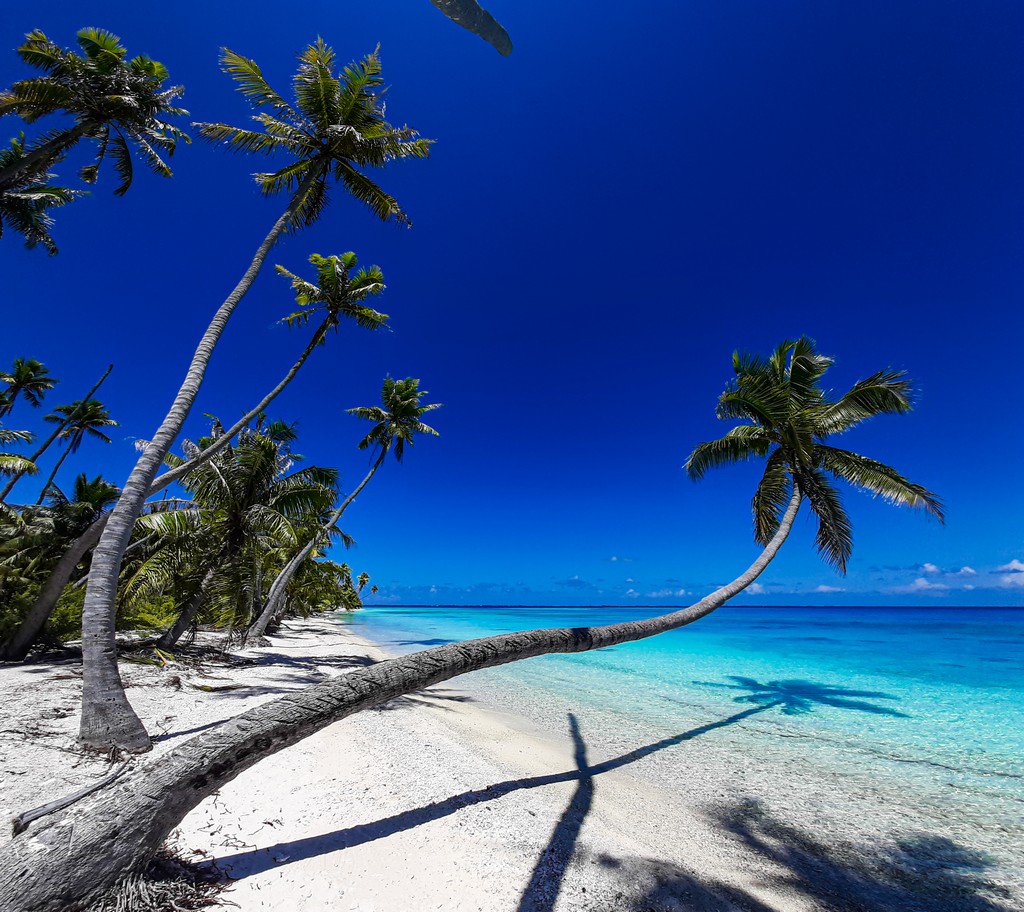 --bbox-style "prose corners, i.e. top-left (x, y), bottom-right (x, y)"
top-left (1, 617), bottom-right (1015, 911)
